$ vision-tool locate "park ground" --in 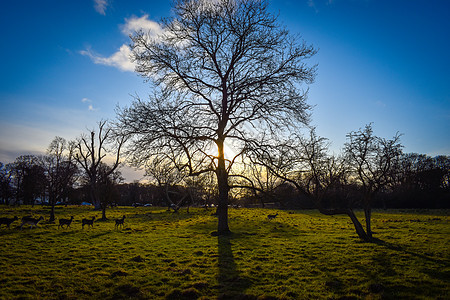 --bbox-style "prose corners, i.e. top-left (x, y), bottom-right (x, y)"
top-left (0, 206), bottom-right (448, 299)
